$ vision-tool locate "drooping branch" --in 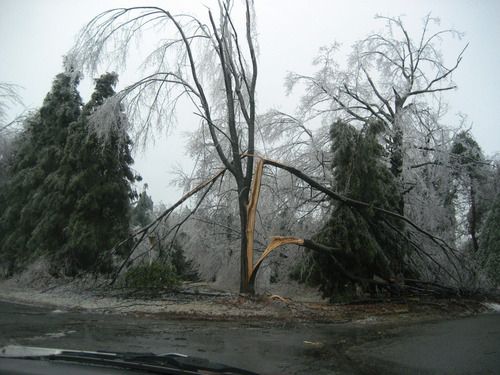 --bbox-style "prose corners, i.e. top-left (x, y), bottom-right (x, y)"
top-left (166, 10), bottom-right (234, 174)
top-left (0, 83), bottom-right (24, 128)
top-left (260, 156), bottom-right (440, 238)
top-left (241, 155), bottom-right (468, 283)
top-left (106, 165), bottom-right (228, 284)
top-left (248, 236), bottom-right (395, 292)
